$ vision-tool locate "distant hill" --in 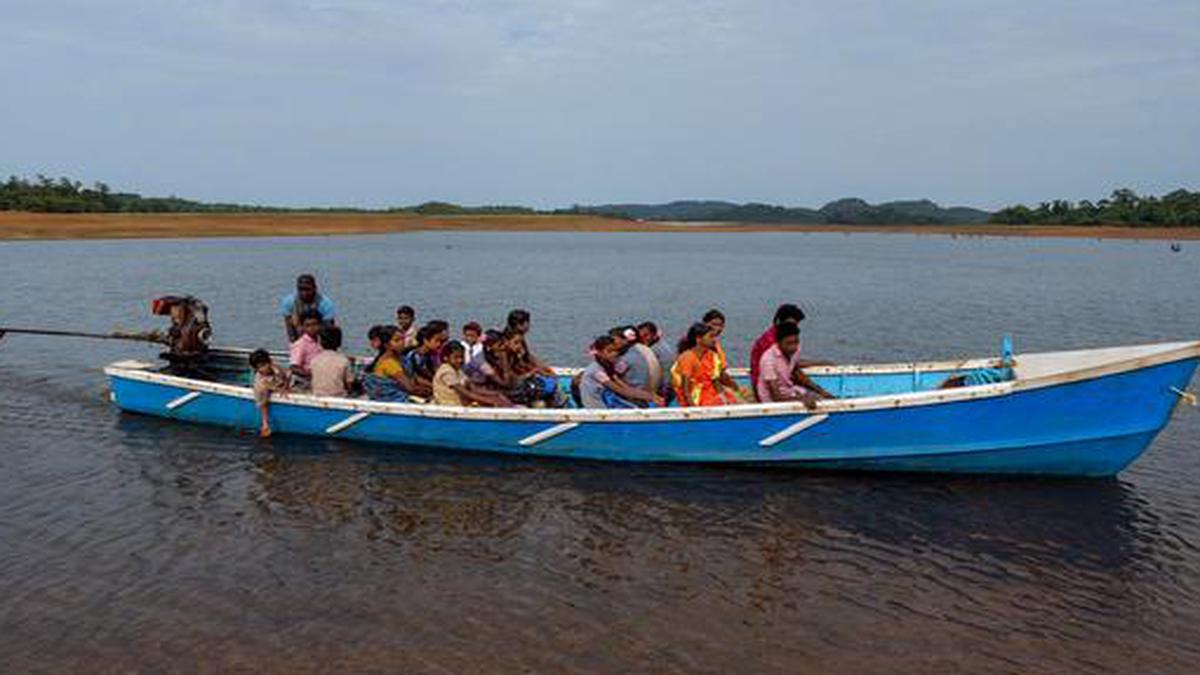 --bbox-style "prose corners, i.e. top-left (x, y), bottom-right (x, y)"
top-left (567, 198), bottom-right (990, 225)
top-left (819, 198), bottom-right (990, 225)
